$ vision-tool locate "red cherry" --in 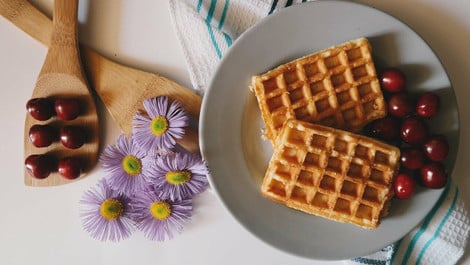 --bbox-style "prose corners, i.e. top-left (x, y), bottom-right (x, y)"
top-left (54, 98), bottom-right (81, 120)
top-left (369, 117), bottom-right (400, 140)
top-left (28, 124), bottom-right (57, 147)
top-left (60, 126), bottom-right (86, 149)
top-left (420, 162), bottom-right (447, 189)
top-left (379, 68), bottom-right (406, 93)
top-left (388, 92), bottom-right (414, 117)
top-left (400, 116), bottom-right (429, 145)
top-left (400, 147), bottom-right (425, 170)
top-left (394, 173), bottom-right (416, 199)
top-left (58, 157), bottom-right (83, 179)
top-left (423, 135), bottom-right (449, 162)
top-left (25, 154), bottom-right (57, 179)
top-left (26, 98), bottom-right (55, 121)
top-left (416, 92), bottom-right (440, 118)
